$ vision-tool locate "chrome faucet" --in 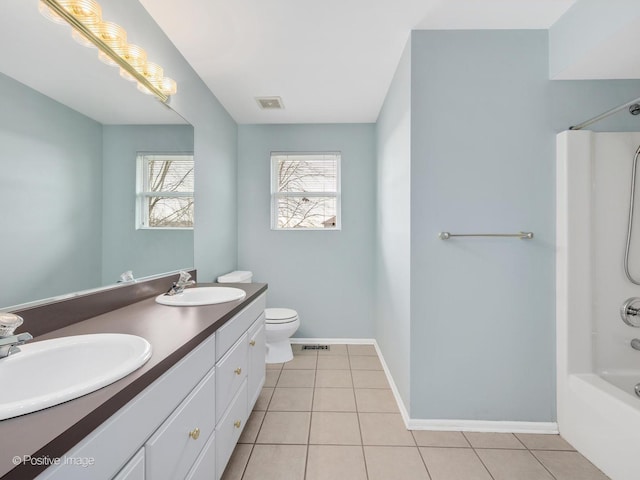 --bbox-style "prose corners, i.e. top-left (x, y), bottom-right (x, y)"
top-left (165, 271), bottom-right (195, 296)
top-left (0, 313), bottom-right (32, 359)
top-left (0, 332), bottom-right (33, 359)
